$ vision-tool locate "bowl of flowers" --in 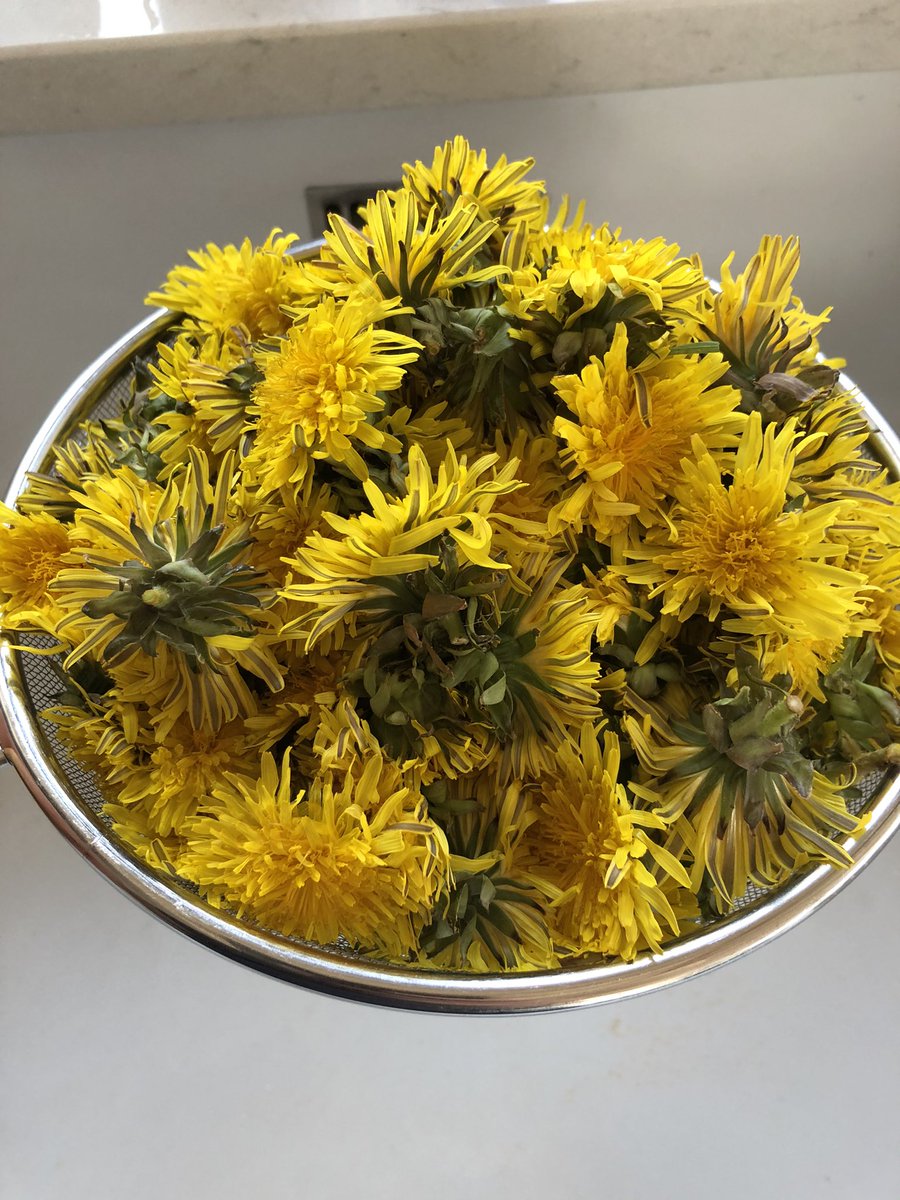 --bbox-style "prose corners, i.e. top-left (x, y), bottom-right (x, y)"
top-left (1, 138), bottom-right (898, 1012)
